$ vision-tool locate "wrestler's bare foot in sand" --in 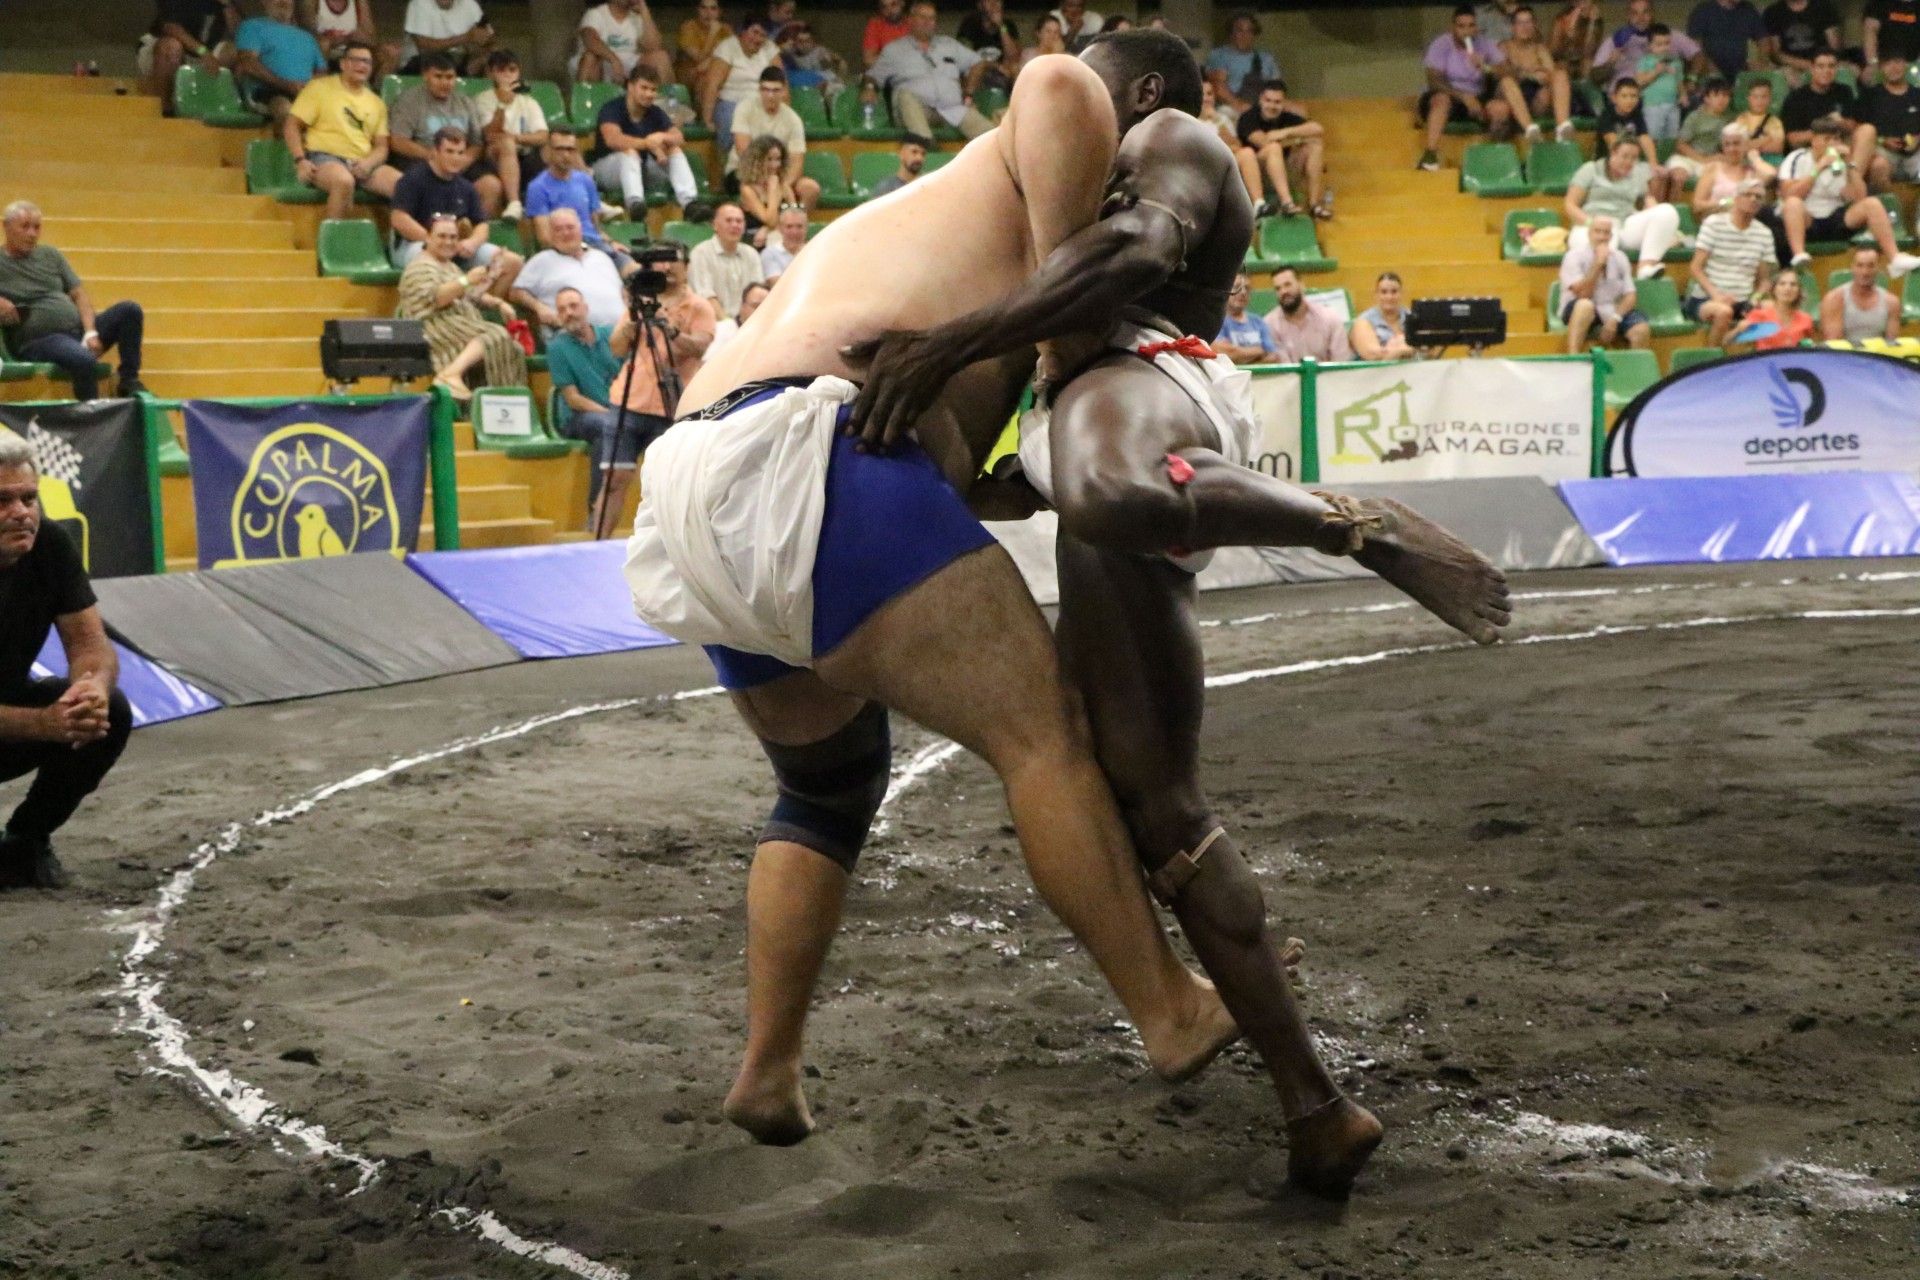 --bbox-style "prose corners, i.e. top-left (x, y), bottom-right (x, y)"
top-left (724, 1060), bottom-right (814, 1146)
top-left (1288, 1096), bottom-right (1385, 1200)
top-left (1145, 973), bottom-right (1241, 1083)
top-left (1342, 496), bottom-right (1513, 645)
